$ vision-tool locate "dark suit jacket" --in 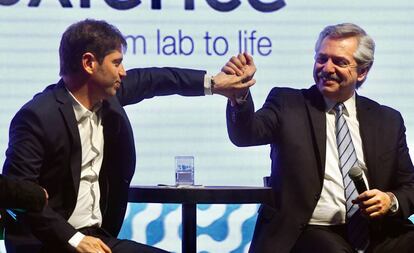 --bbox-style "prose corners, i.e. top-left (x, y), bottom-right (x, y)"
top-left (226, 85), bottom-right (414, 253)
top-left (3, 67), bottom-right (205, 251)
top-left (0, 175), bottom-right (46, 211)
